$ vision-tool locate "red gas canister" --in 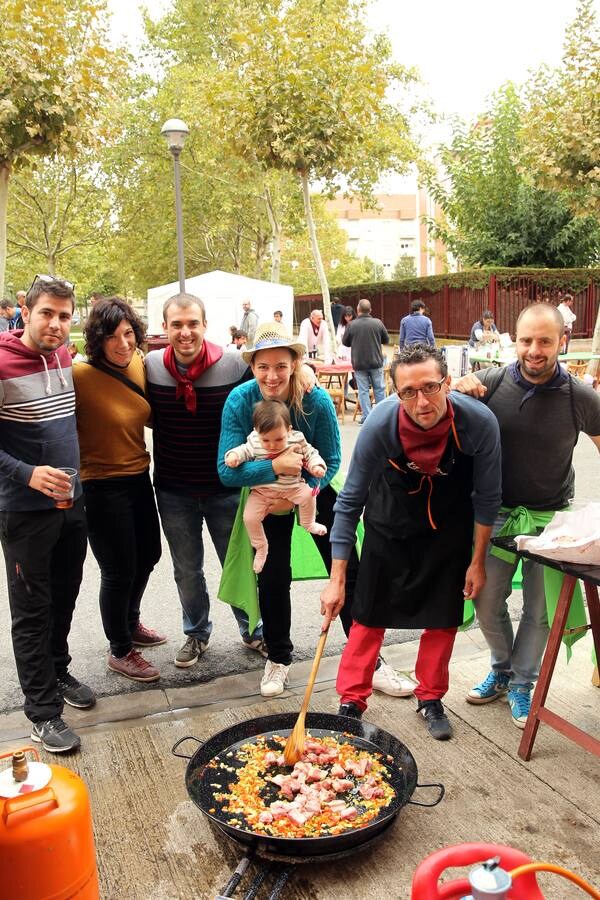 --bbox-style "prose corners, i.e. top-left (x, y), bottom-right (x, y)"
top-left (0, 746), bottom-right (99, 899)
